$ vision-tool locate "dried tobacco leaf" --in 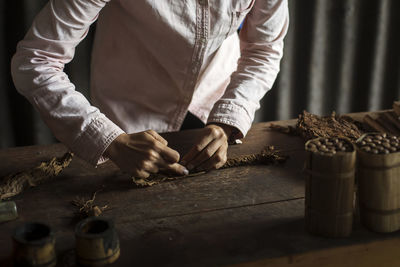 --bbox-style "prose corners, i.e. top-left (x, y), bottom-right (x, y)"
top-left (132, 146), bottom-right (287, 187)
top-left (297, 111), bottom-right (363, 141)
top-left (222, 146), bottom-right (287, 168)
top-left (0, 152), bottom-right (73, 200)
top-left (269, 111), bottom-right (365, 141)
top-left (71, 189), bottom-right (108, 218)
